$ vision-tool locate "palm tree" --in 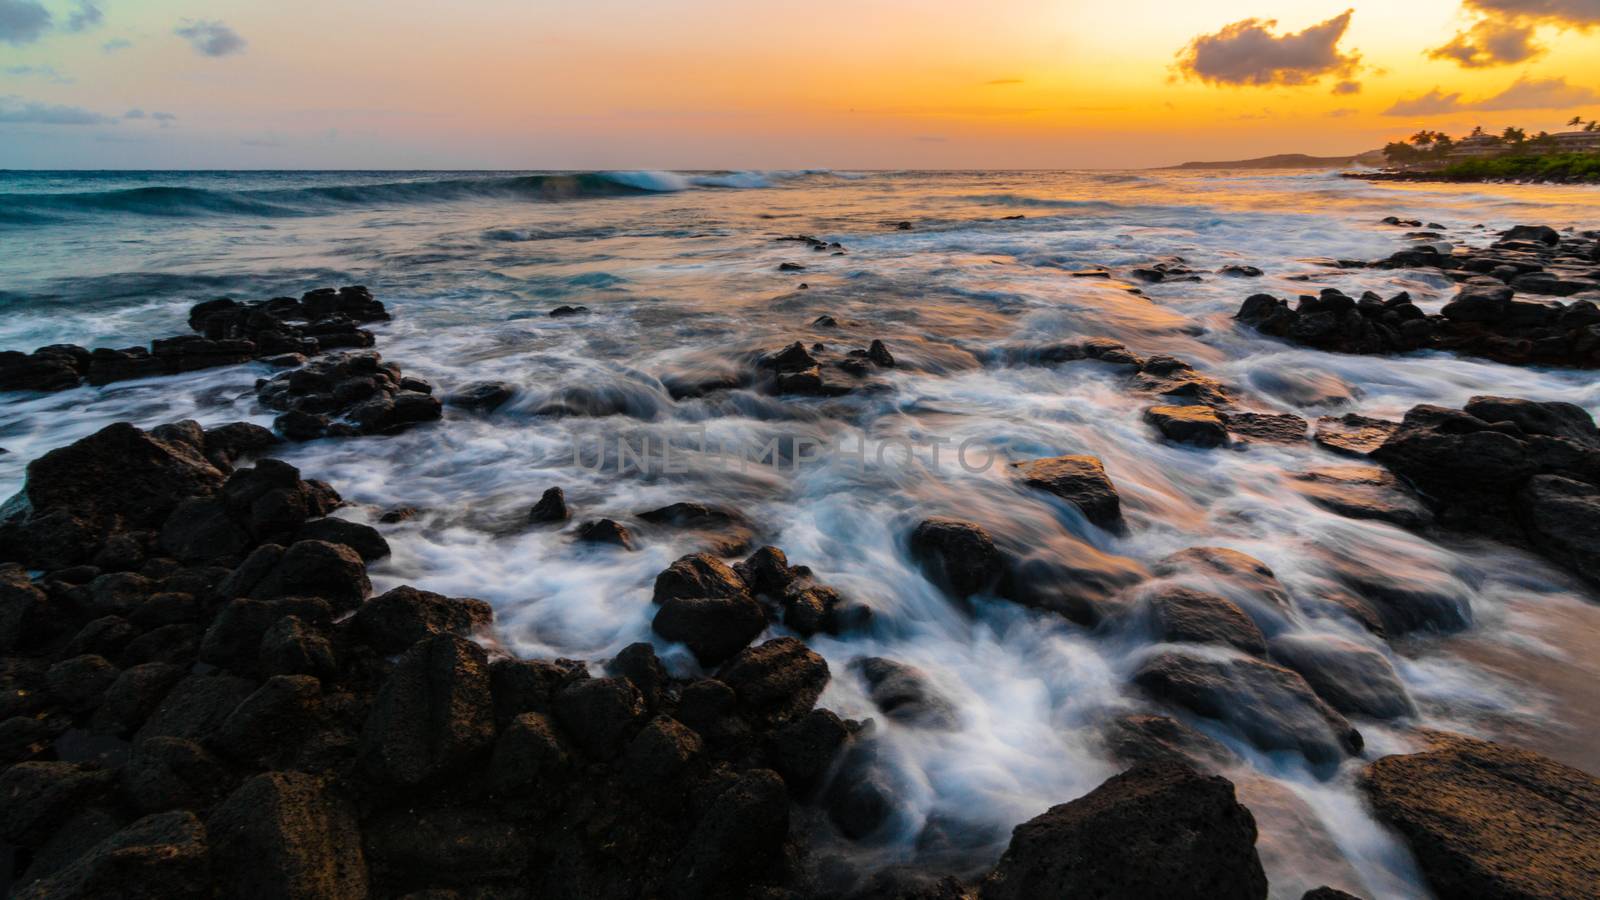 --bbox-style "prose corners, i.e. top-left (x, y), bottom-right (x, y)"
top-left (1502, 126), bottom-right (1526, 143)
top-left (1470, 125), bottom-right (1486, 137)
top-left (1585, 120), bottom-right (1600, 133)
top-left (1568, 115), bottom-right (1585, 127)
